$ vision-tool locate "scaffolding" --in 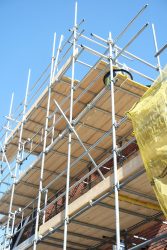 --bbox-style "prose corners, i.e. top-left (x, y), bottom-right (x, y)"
top-left (0, 2), bottom-right (166, 250)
